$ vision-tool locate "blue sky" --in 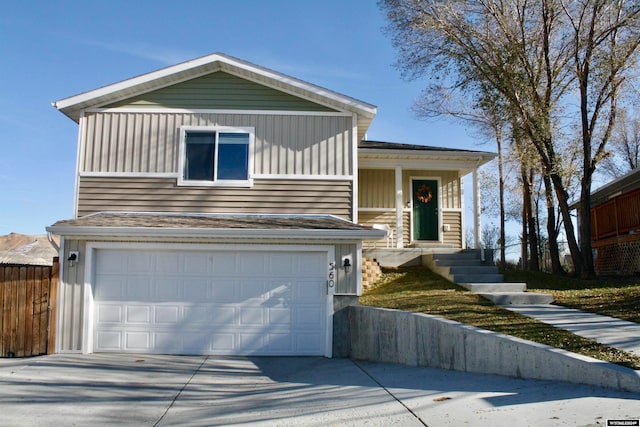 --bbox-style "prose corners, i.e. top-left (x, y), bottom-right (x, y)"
top-left (0, 0), bottom-right (490, 236)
